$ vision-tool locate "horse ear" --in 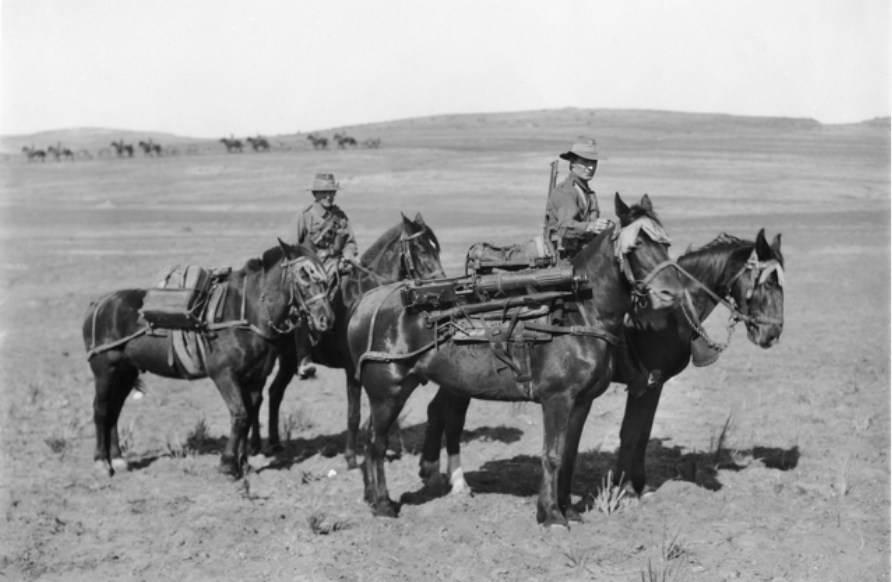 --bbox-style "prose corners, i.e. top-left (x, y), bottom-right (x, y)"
top-left (754, 229), bottom-right (772, 260)
top-left (639, 194), bottom-right (653, 213)
top-left (614, 192), bottom-right (630, 219)
top-left (401, 212), bottom-right (417, 232)
top-left (414, 212), bottom-right (426, 226)
top-left (277, 237), bottom-right (294, 259)
top-left (771, 233), bottom-right (782, 254)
